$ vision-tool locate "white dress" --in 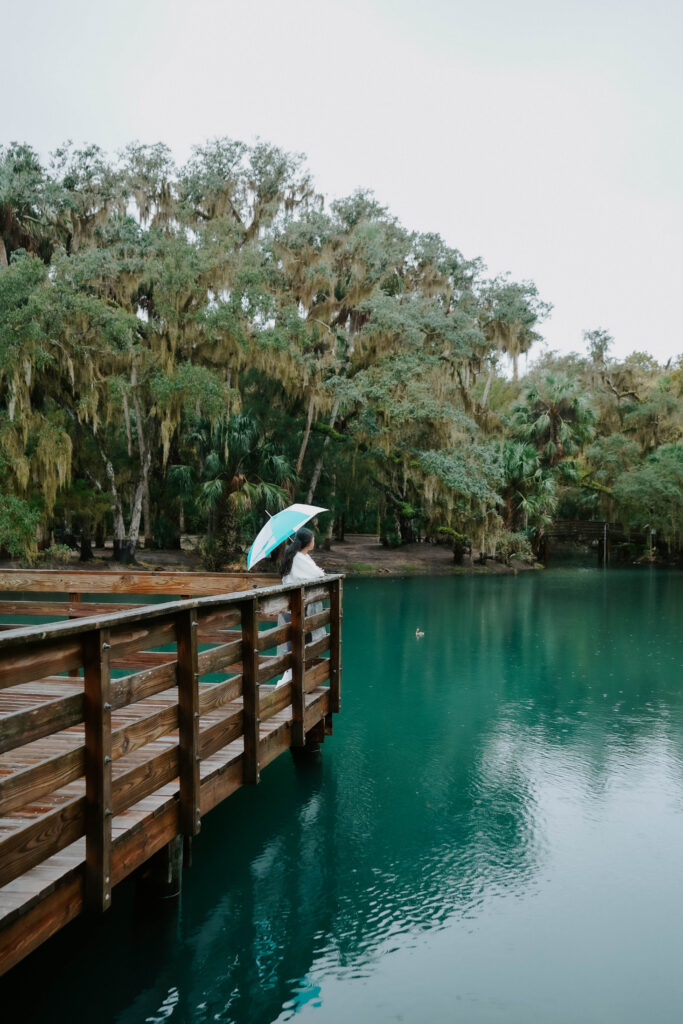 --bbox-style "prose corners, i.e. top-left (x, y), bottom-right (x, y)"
top-left (277, 551), bottom-right (326, 685)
